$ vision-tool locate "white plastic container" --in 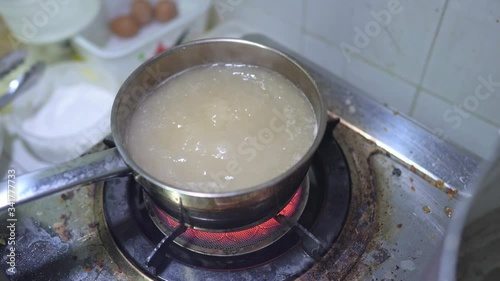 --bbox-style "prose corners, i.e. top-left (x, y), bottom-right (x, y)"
top-left (8, 62), bottom-right (119, 164)
top-left (71, 0), bottom-right (211, 83)
top-left (0, 0), bottom-right (99, 44)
